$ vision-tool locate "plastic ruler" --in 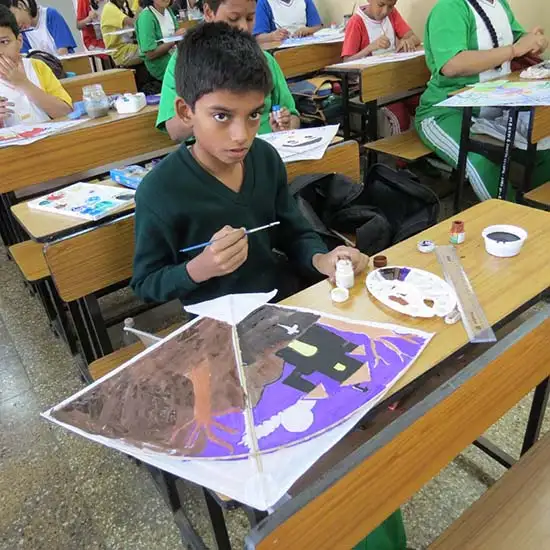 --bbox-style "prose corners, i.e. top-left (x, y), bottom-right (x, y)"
top-left (435, 245), bottom-right (496, 343)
